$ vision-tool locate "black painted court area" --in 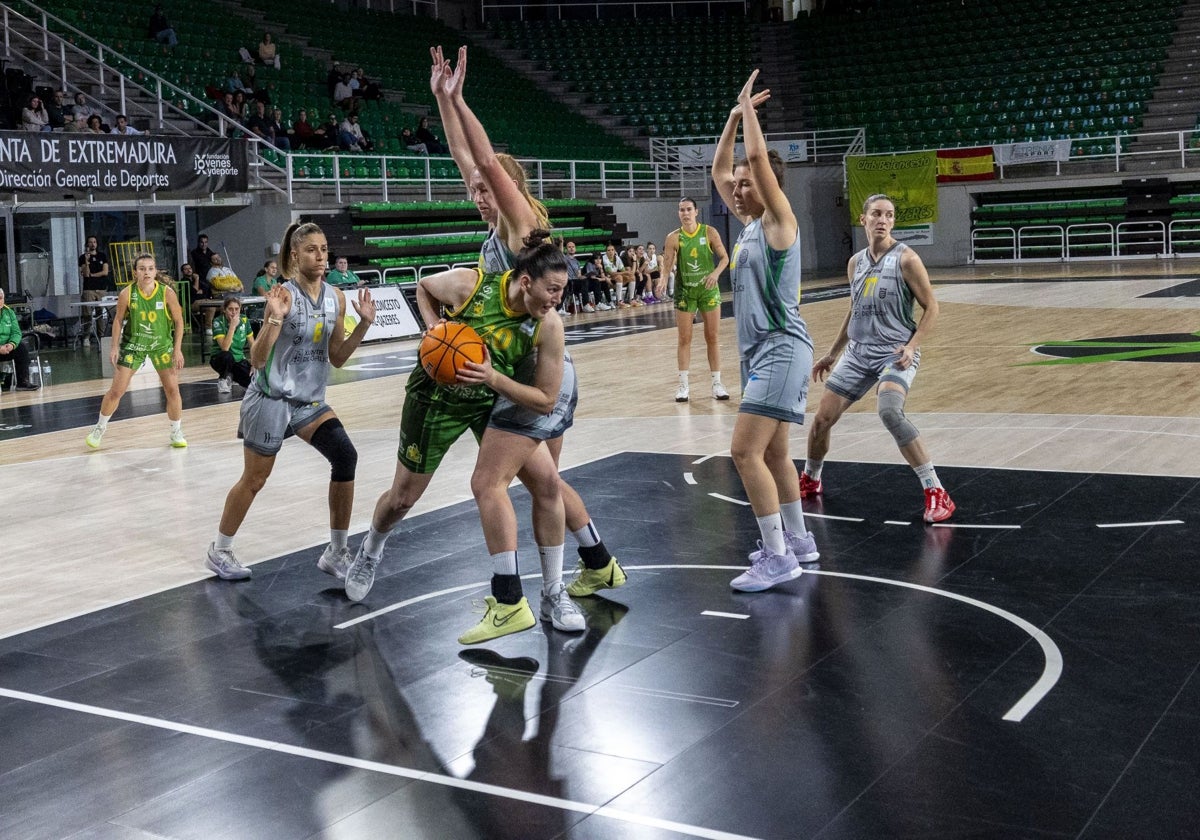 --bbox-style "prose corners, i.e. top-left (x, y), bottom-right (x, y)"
top-left (1, 454), bottom-right (1197, 839)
